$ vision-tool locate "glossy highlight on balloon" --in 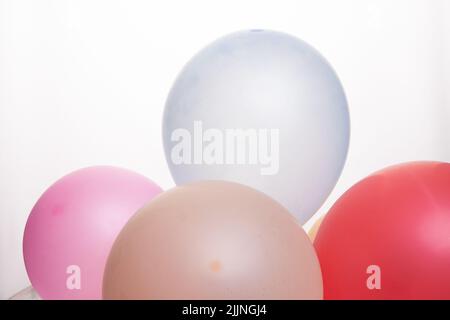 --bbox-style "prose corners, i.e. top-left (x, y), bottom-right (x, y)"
top-left (23, 166), bottom-right (163, 299)
top-left (163, 29), bottom-right (350, 224)
top-left (103, 181), bottom-right (323, 300)
top-left (314, 162), bottom-right (450, 300)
